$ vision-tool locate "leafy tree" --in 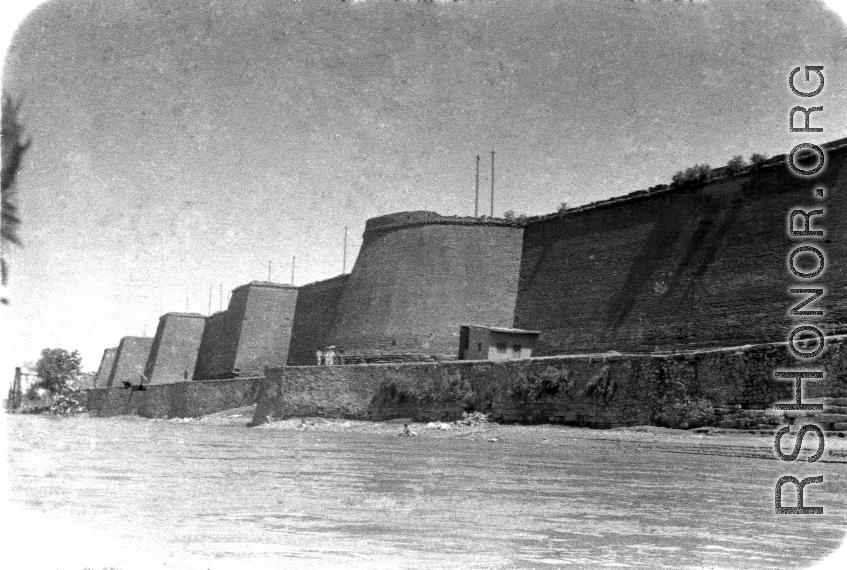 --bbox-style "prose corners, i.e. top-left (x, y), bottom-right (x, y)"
top-left (671, 163), bottom-right (711, 187)
top-left (503, 210), bottom-right (516, 220)
top-left (726, 155), bottom-right (747, 174)
top-left (35, 348), bottom-right (82, 395)
top-left (557, 201), bottom-right (570, 213)
top-left (1, 91), bottom-right (30, 305)
top-left (750, 153), bottom-right (767, 167)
